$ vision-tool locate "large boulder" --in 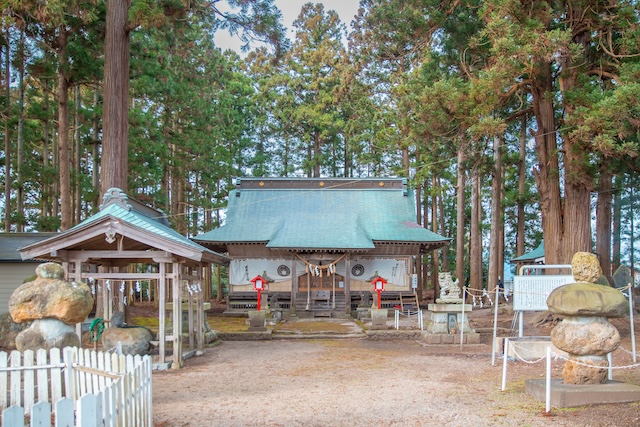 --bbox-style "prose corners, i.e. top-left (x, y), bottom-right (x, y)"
top-left (0, 313), bottom-right (31, 350)
top-left (101, 326), bottom-right (154, 356)
top-left (547, 282), bottom-right (628, 318)
top-left (9, 262), bottom-right (94, 324)
top-left (15, 319), bottom-right (80, 352)
top-left (550, 316), bottom-right (620, 356)
top-left (612, 264), bottom-right (633, 289)
top-left (571, 252), bottom-right (602, 283)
